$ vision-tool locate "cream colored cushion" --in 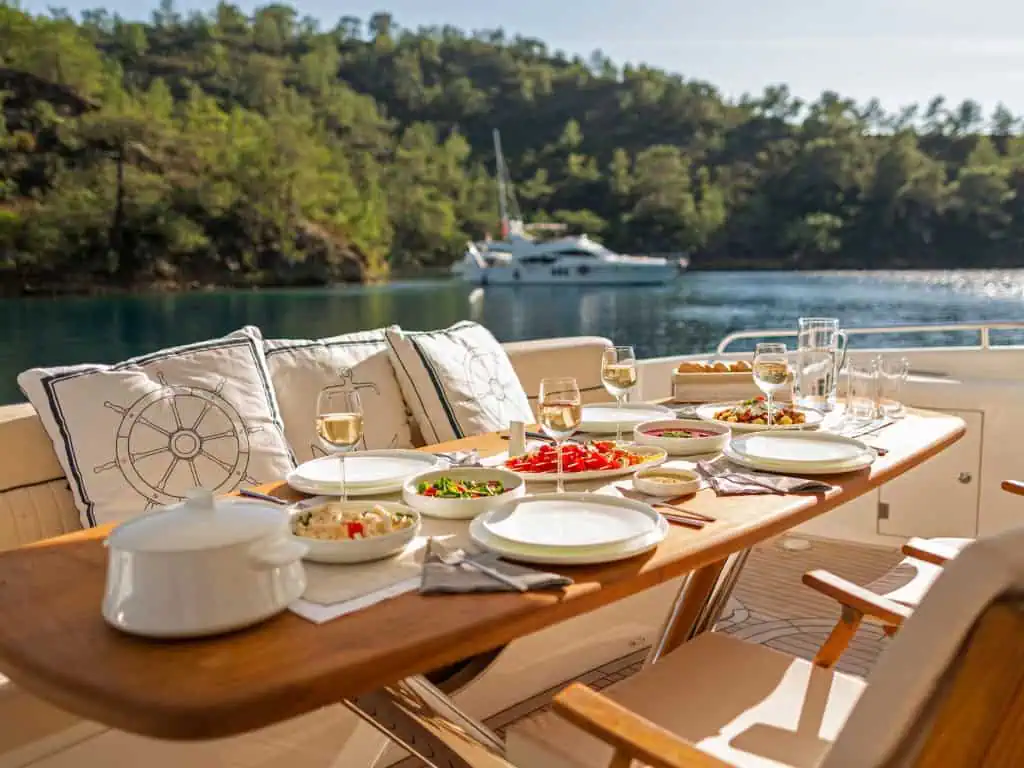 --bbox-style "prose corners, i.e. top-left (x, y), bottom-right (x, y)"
top-left (253, 327), bottom-right (414, 463)
top-left (503, 336), bottom-right (614, 409)
top-left (0, 676), bottom-right (104, 767)
top-left (823, 530), bottom-right (1024, 768)
top-left (385, 322), bottom-right (533, 443)
top-left (17, 334), bottom-right (294, 528)
top-left (509, 631), bottom-right (865, 768)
